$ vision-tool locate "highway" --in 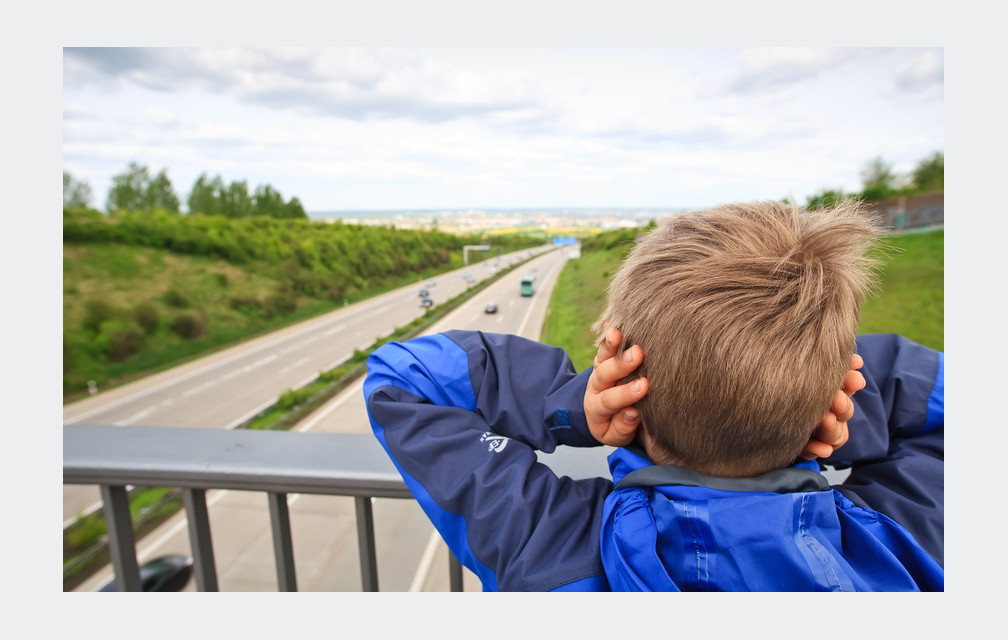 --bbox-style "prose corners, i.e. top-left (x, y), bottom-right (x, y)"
top-left (68, 244), bottom-right (584, 591)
